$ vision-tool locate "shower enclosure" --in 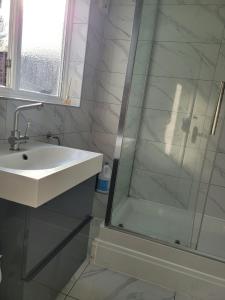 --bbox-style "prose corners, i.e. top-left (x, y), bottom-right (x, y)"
top-left (106, 0), bottom-right (225, 262)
